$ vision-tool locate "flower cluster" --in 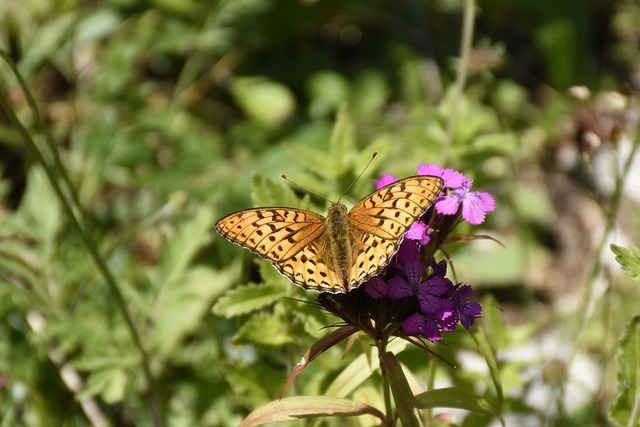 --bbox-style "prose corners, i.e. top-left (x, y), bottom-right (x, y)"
top-left (319, 164), bottom-right (495, 343)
